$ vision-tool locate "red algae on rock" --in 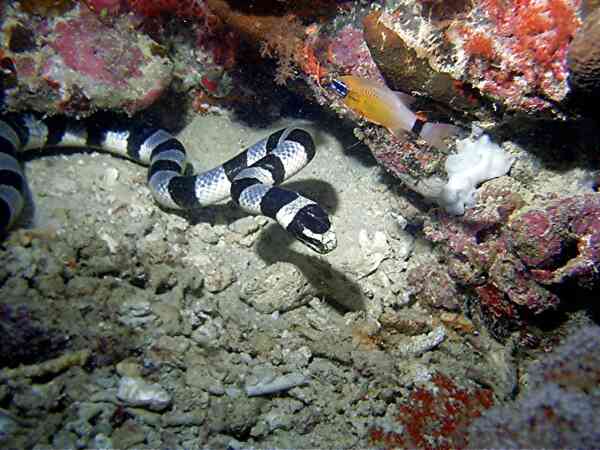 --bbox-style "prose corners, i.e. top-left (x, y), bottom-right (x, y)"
top-left (325, 23), bottom-right (383, 82)
top-left (421, 189), bottom-right (600, 334)
top-left (369, 372), bottom-right (494, 449)
top-left (455, 0), bottom-right (581, 109)
top-left (371, 0), bottom-right (583, 115)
